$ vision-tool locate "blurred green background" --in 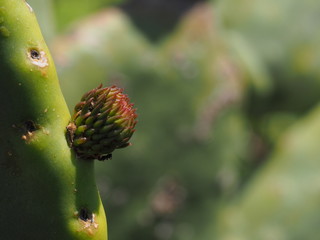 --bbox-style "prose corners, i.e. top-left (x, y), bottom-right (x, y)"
top-left (28, 0), bottom-right (320, 239)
